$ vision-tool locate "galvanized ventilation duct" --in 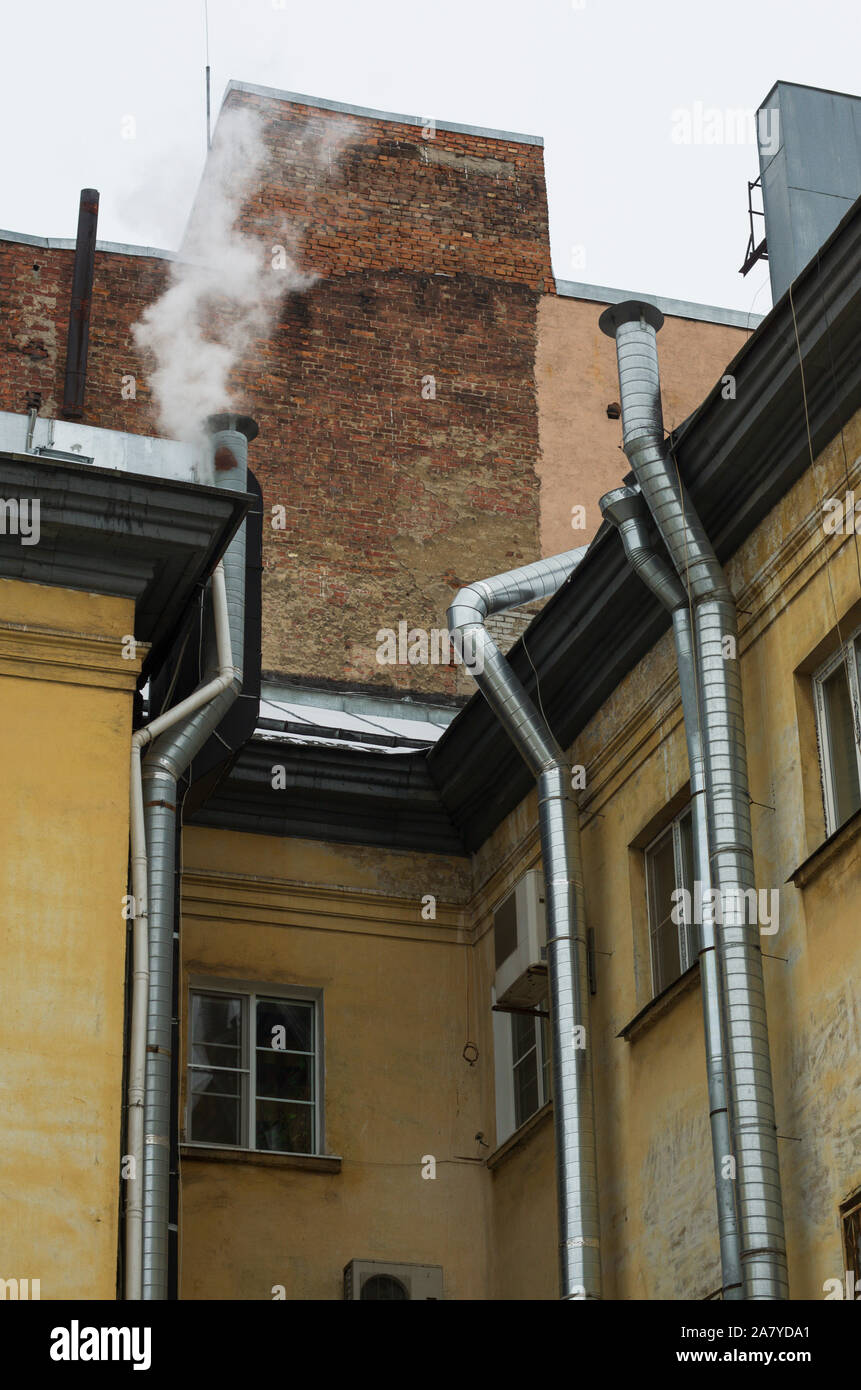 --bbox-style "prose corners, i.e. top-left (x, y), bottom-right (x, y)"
top-left (141, 413), bottom-right (256, 1300)
top-left (600, 484), bottom-right (742, 1299)
top-left (448, 550), bottom-right (601, 1300)
top-left (599, 301), bottom-right (788, 1300)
